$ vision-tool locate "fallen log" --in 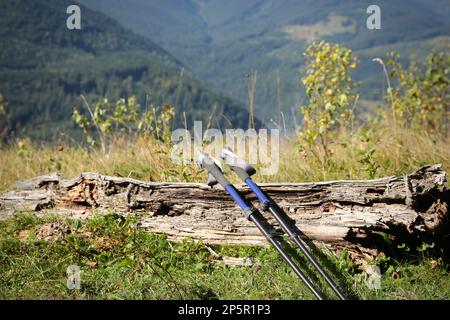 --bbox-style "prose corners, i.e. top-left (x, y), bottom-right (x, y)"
top-left (1, 165), bottom-right (448, 256)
